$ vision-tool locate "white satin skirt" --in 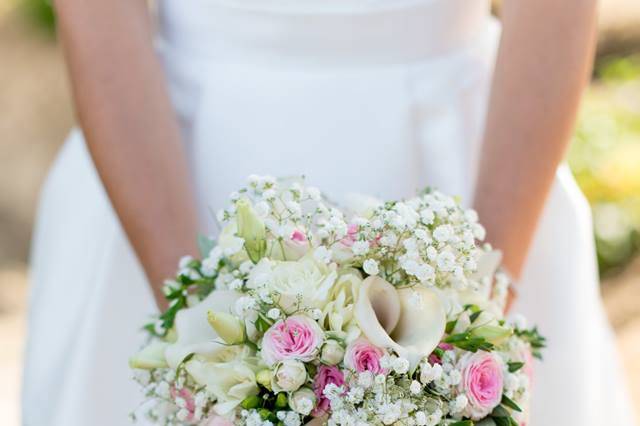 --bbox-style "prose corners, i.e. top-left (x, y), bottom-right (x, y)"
top-left (22, 0), bottom-right (636, 424)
